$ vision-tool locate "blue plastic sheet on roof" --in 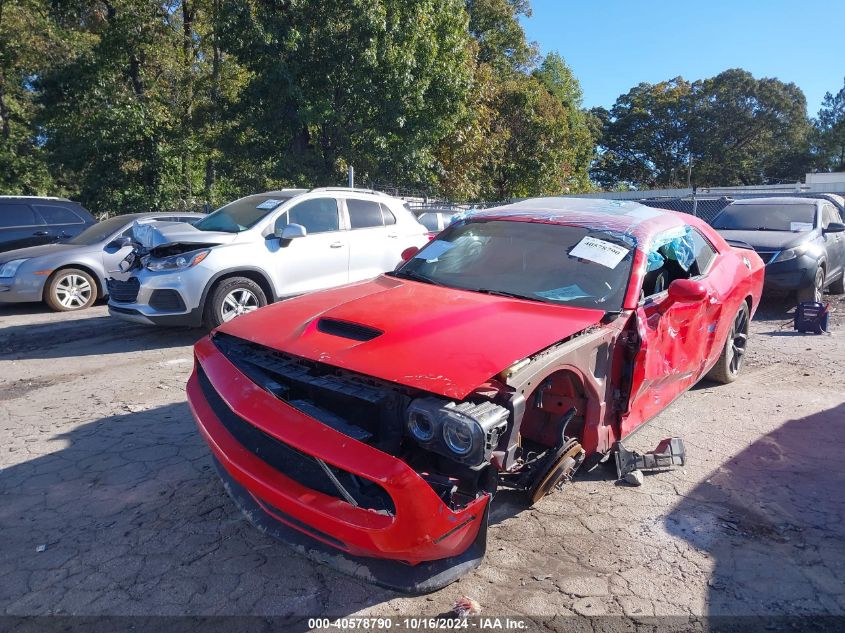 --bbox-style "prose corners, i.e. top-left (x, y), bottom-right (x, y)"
top-left (646, 226), bottom-right (695, 272)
